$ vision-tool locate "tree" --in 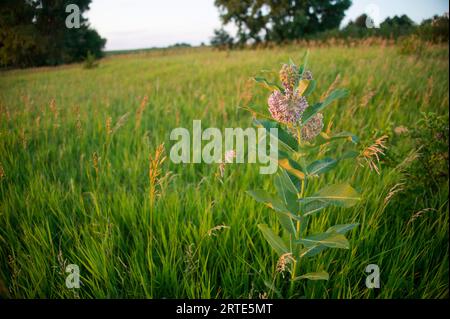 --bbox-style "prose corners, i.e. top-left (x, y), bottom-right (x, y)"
top-left (379, 14), bottom-right (415, 38)
top-left (416, 13), bottom-right (449, 43)
top-left (210, 28), bottom-right (234, 49)
top-left (0, 0), bottom-right (105, 67)
top-left (214, 0), bottom-right (352, 44)
top-left (0, 0), bottom-right (45, 67)
top-left (341, 14), bottom-right (377, 38)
